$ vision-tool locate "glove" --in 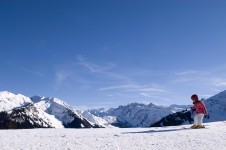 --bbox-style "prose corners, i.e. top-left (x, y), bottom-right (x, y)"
top-left (190, 107), bottom-right (196, 111)
top-left (204, 114), bottom-right (210, 118)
